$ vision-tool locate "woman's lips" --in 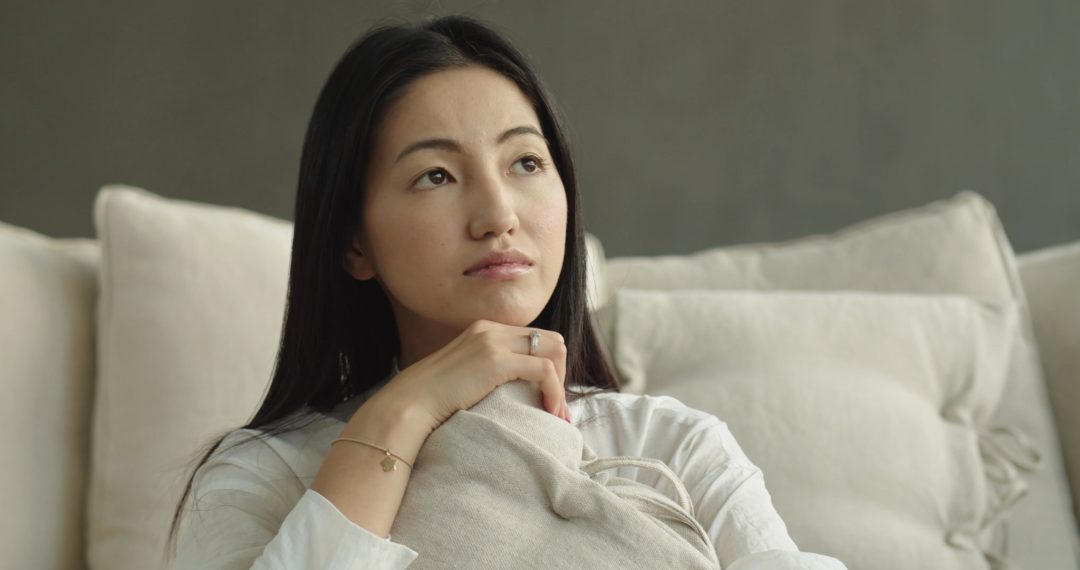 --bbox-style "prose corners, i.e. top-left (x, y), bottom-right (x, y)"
top-left (464, 262), bottom-right (533, 279)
